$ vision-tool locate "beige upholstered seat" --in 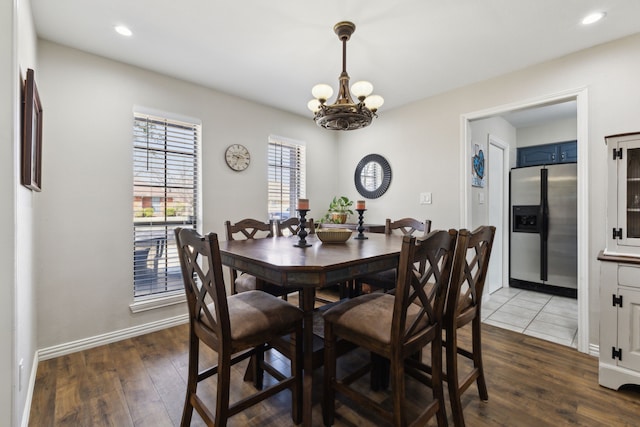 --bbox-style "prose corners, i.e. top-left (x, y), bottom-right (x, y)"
top-left (322, 230), bottom-right (457, 427)
top-left (174, 228), bottom-right (303, 426)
